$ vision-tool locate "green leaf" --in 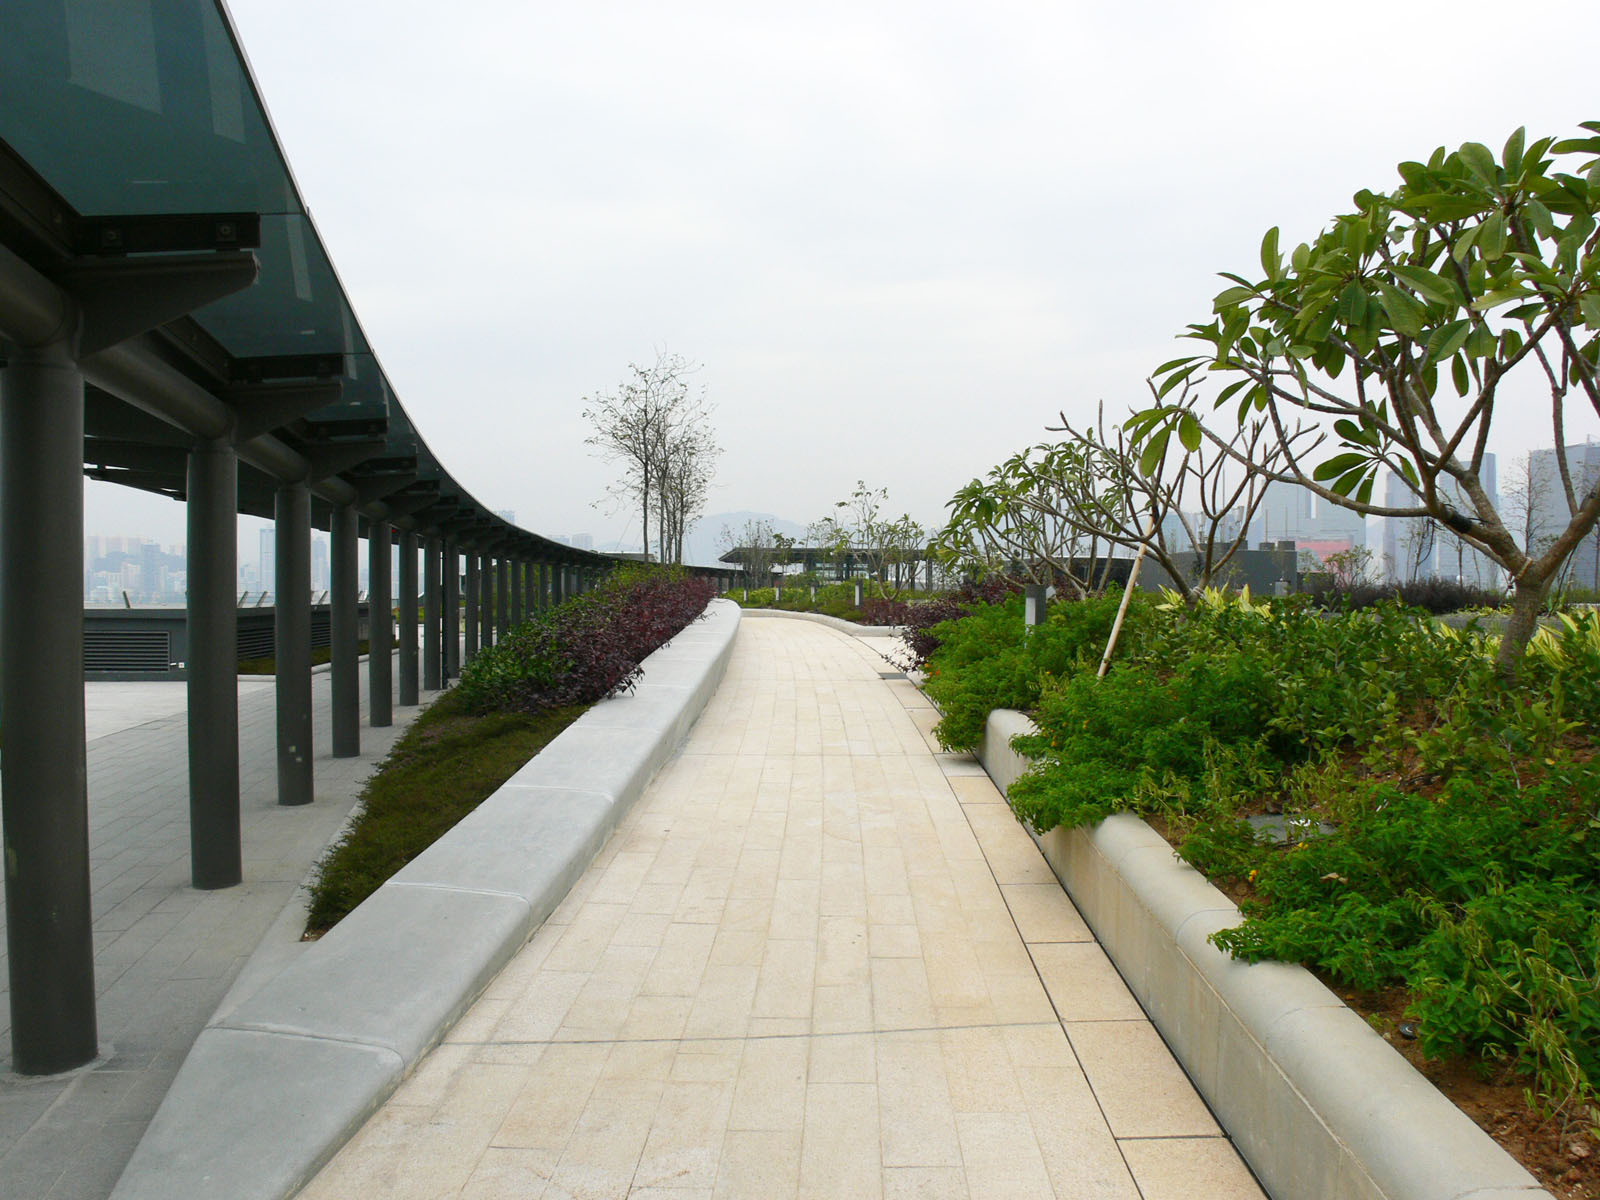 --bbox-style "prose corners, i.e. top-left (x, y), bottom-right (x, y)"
top-left (1374, 280), bottom-right (1426, 337)
top-left (1137, 429), bottom-right (1170, 477)
top-left (1451, 223), bottom-right (1482, 264)
top-left (1213, 285), bottom-right (1257, 310)
top-left (1464, 324), bottom-right (1497, 358)
top-left (1313, 452), bottom-right (1369, 482)
top-left (1479, 211), bottom-right (1507, 261)
top-left (1333, 418), bottom-right (1379, 447)
top-left (1457, 142), bottom-right (1498, 184)
top-left (1451, 352), bottom-right (1470, 395)
top-left (1470, 287), bottom-right (1532, 312)
top-left (1504, 127), bottom-right (1526, 177)
top-left (1156, 369), bottom-right (1191, 400)
top-left (1427, 318), bottom-right (1472, 362)
top-left (1177, 412), bottom-right (1202, 453)
top-left (1260, 227), bottom-right (1282, 281)
top-left (1580, 294), bottom-right (1600, 329)
top-left (1525, 198), bottom-right (1555, 240)
top-left (1337, 279), bottom-right (1369, 324)
top-left (1399, 193), bottom-right (1493, 221)
top-left (1153, 355), bottom-right (1201, 375)
top-left (1393, 265), bottom-right (1462, 307)
top-left (1213, 378), bottom-right (1251, 408)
